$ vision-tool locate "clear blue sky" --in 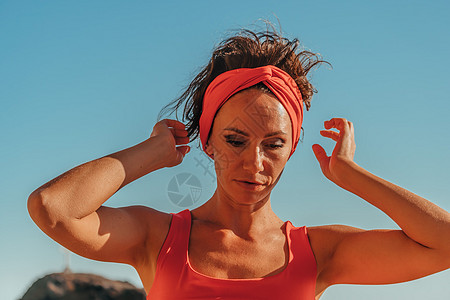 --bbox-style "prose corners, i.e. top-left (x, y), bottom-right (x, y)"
top-left (1, 1), bottom-right (449, 299)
